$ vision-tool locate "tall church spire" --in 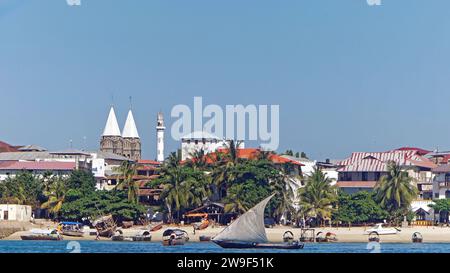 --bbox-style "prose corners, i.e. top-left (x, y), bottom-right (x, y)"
top-left (102, 107), bottom-right (121, 136)
top-left (122, 110), bottom-right (140, 138)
